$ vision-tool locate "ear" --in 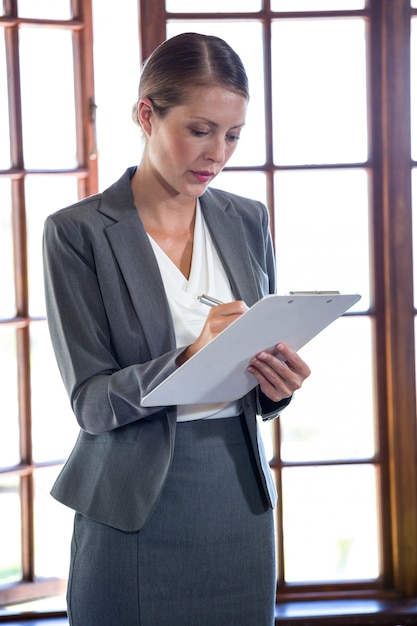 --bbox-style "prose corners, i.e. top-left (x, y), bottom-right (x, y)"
top-left (137, 98), bottom-right (154, 137)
